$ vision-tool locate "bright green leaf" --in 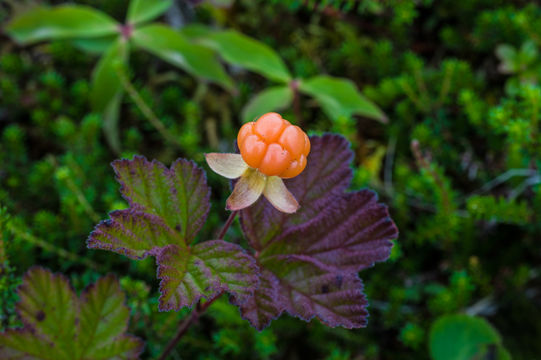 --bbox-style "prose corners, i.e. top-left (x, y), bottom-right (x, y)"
top-left (429, 314), bottom-right (511, 360)
top-left (5, 5), bottom-right (119, 44)
top-left (180, 24), bottom-right (214, 39)
top-left (242, 86), bottom-right (294, 123)
top-left (0, 268), bottom-right (143, 360)
top-left (127, 0), bottom-right (173, 26)
top-left (195, 30), bottom-right (292, 83)
top-left (90, 39), bottom-right (128, 154)
top-left (299, 75), bottom-right (387, 123)
top-left (102, 92), bottom-right (123, 155)
top-left (71, 36), bottom-right (117, 54)
top-left (132, 24), bottom-right (234, 90)
top-left (90, 39), bottom-right (128, 112)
